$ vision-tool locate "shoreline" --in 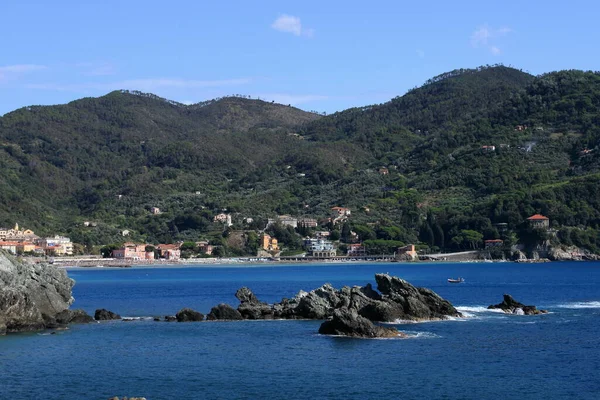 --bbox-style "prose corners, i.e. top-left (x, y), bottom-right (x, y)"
top-left (56, 258), bottom-right (600, 270)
